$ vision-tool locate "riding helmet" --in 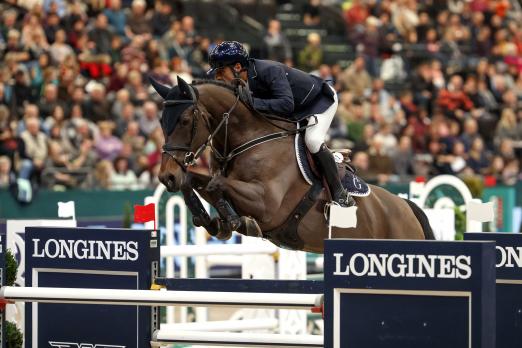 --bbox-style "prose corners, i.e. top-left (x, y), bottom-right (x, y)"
top-left (207, 41), bottom-right (249, 74)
